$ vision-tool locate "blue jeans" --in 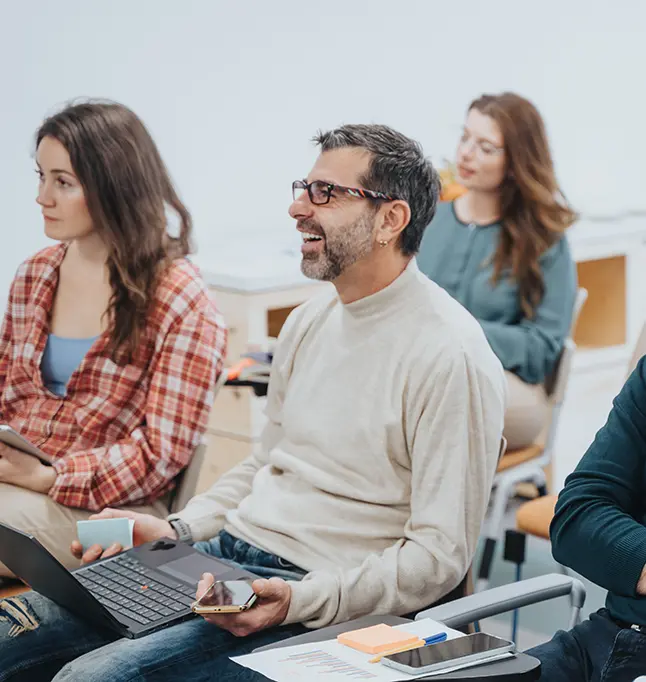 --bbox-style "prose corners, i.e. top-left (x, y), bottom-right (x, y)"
top-left (527, 609), bottom-right (646, 681)
top-left (0, 531), bottom-right (308, 681)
